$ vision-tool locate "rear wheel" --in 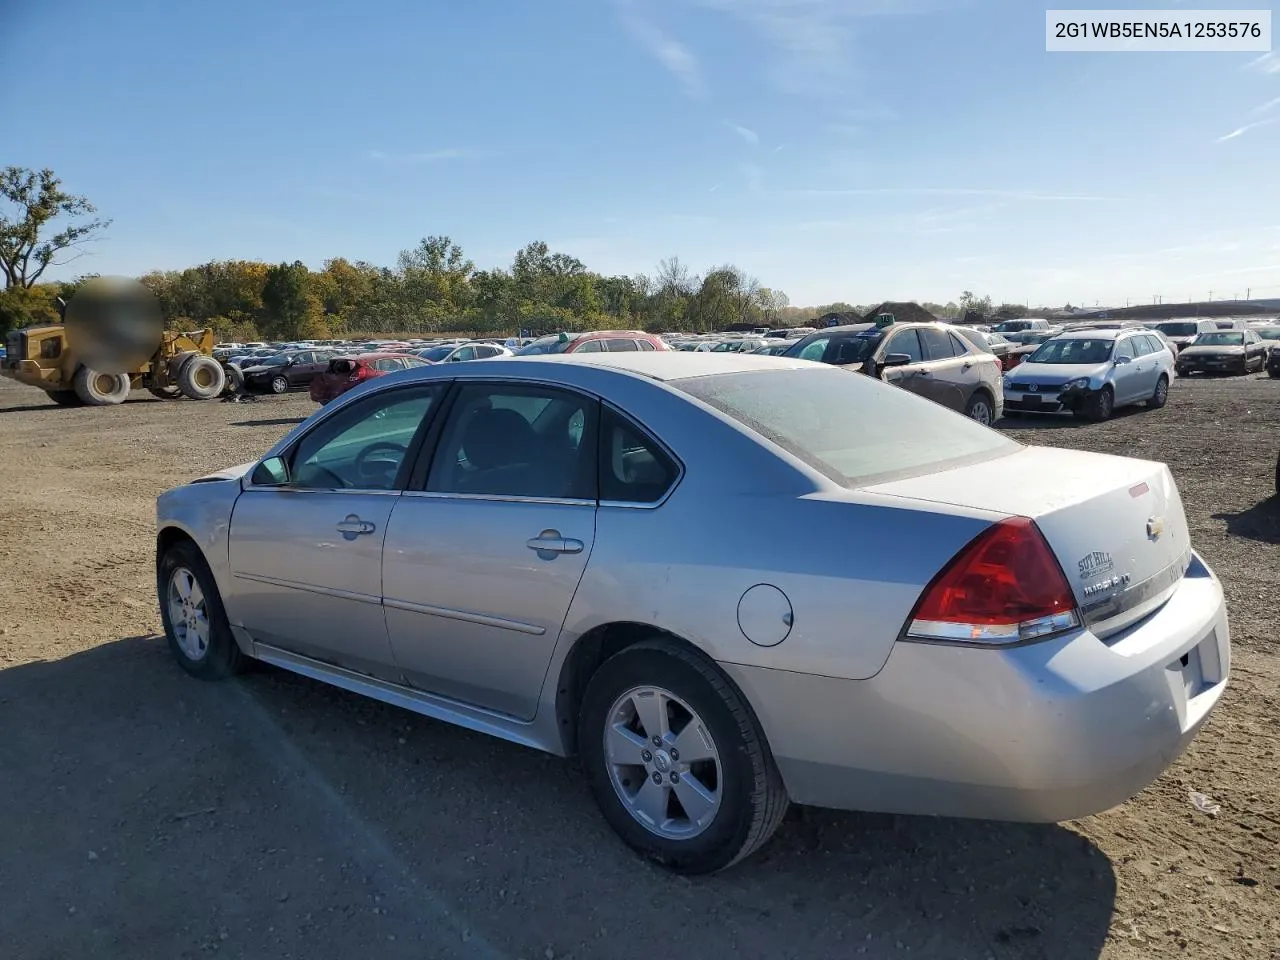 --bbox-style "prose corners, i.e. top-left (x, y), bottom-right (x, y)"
top-left (579, 639), bottom-right (788, 874)
top-left (1146, 375), bottom-right (1169, 409)
top-left (73, 367), bottom-right (130, 406)
top-left (48, 390), bottom-right (85, 407)
top-left (157, 540), bottom-right (246, 680)
top-left (177, 355), bottom-right (226, 400)
top-left (963, 392), bottom-right (994, 426)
